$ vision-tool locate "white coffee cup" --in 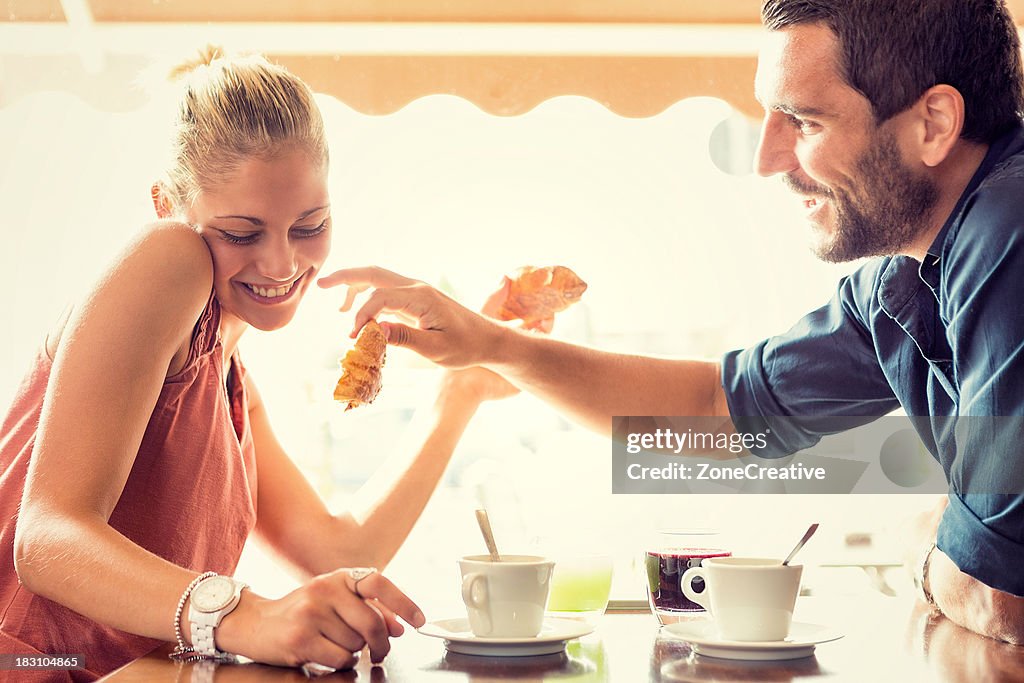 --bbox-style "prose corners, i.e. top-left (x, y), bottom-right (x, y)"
top-left (681, 557), bottom-right (802, 641)
top-left (459, 554), bottom-right (555, 637)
